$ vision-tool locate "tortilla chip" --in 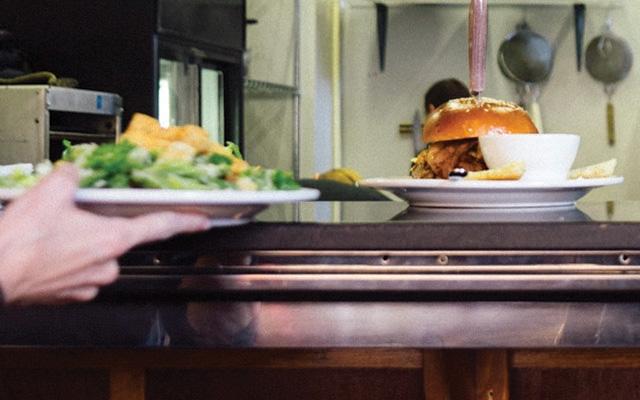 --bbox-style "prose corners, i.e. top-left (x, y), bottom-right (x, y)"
top-left (120, 130), bottom-right (172, 151)
top-left (126, 113), bottom-right (161, 136)
top-left (120, 113), bottom-right (243, 164)
top-left (159, 141), bottom-right (198, 161)
top-left (178, 125), bottom-right (212, 153)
